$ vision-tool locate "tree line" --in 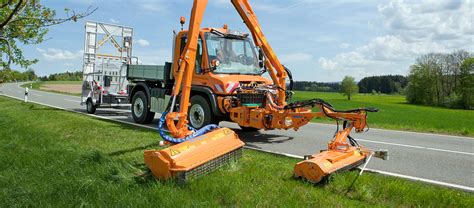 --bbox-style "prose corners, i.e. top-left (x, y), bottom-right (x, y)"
top-left (358, 75), bottom-right (407, 94)
top-left (0, 69), bottom-right (83, 82)
top-left (292, 75), bottom-right (407, 94)
top-left (0, 68), bottom-right (37, 82)
top-left (292, 81), bottom-right (340, 92)
top-left (406, 50), bottom-right (473, 109)
top-left (38, 71), bottom-right (82, 81)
